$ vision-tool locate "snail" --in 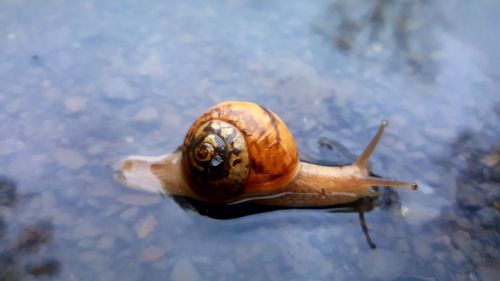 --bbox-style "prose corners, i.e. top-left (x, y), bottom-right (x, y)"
top-left (115, 101), bottom-right (417, 207)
